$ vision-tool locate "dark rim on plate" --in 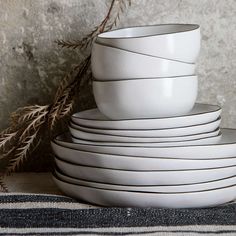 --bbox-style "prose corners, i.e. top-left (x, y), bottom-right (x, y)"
top-left (69, 129), bottom-right (222, 145)
top-left (52, 173), bottom-right (236, 195)
top-left (70, 122), bottom-right (220, 140)
top-left (51, 134), bottom-right (236, 160)
top-left (53, 128), bottom-right (236, 148)
top-left (54, 167), bottom-right (236, 188)
top-left (70, 117), bottom-right (221, 132)
top-left (54, 155), bottom-right (236, 172)
top-left (72, 103), bottom-right (221, 122)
